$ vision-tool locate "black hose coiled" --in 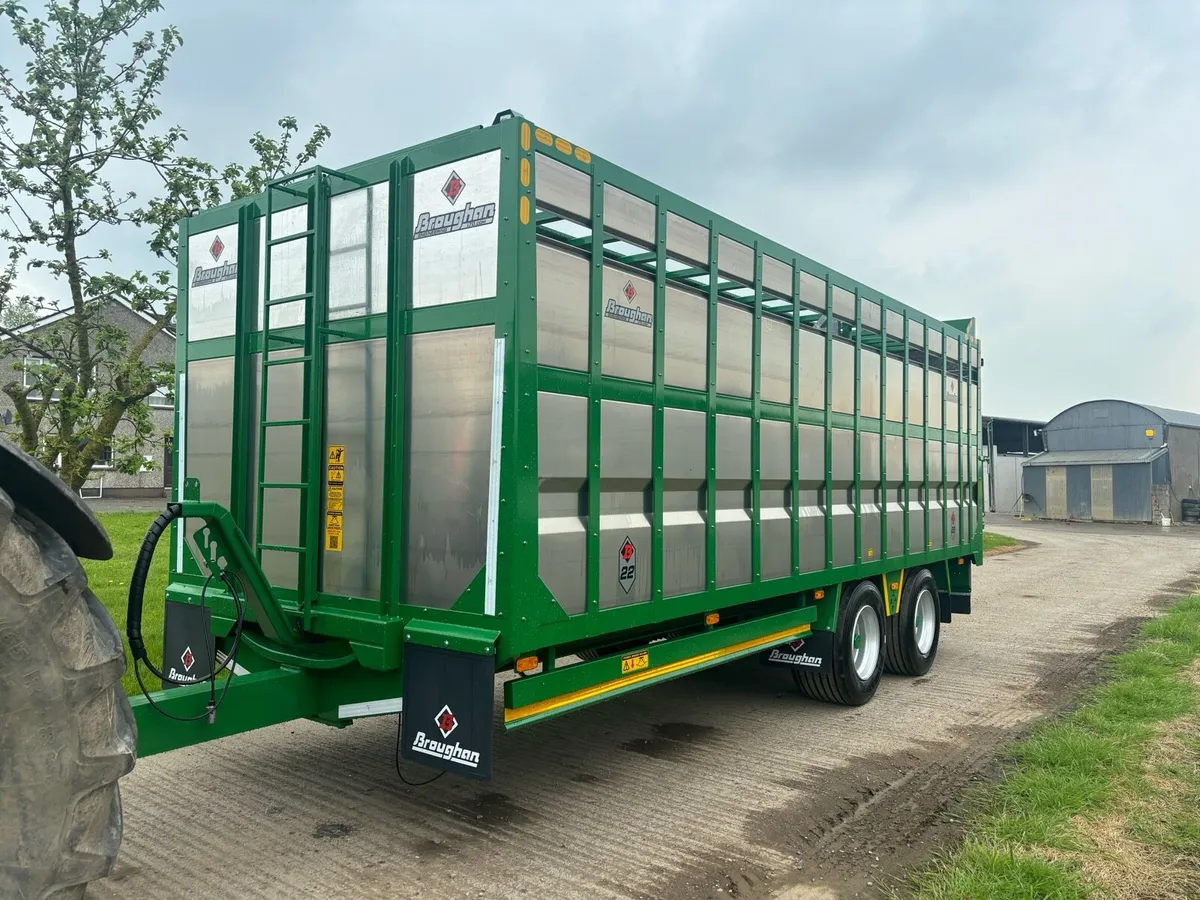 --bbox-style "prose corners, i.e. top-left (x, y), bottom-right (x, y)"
top-left (127, 502), bottom-right (182, 662)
